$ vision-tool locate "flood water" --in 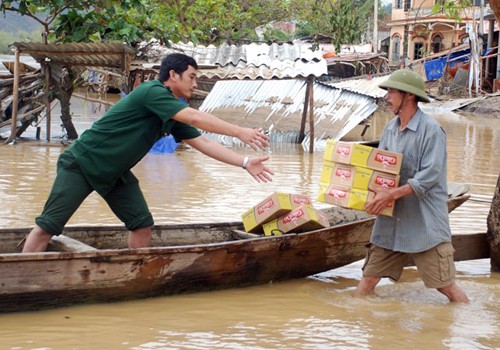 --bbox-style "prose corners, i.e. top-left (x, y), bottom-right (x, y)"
top-left (0, 96), bottom-right (499, 349)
